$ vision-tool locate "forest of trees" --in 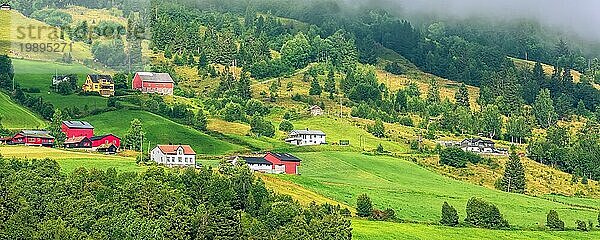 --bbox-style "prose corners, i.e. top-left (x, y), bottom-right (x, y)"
top-left (0, 157), bottom-right (352, 239)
